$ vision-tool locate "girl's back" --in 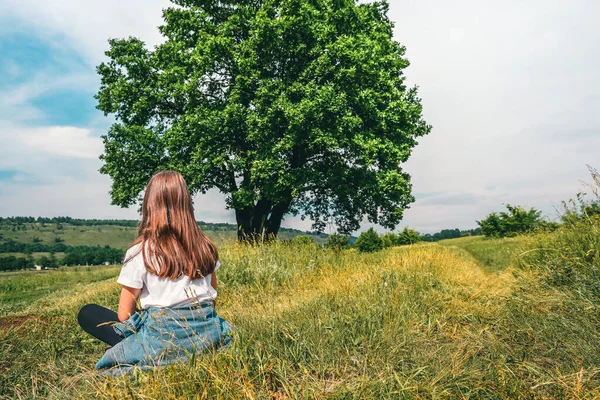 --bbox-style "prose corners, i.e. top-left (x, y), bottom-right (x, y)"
top-left (118, 243), bottom-right (221, 308)
top-left (77, 170), bottom-right (234, 375)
